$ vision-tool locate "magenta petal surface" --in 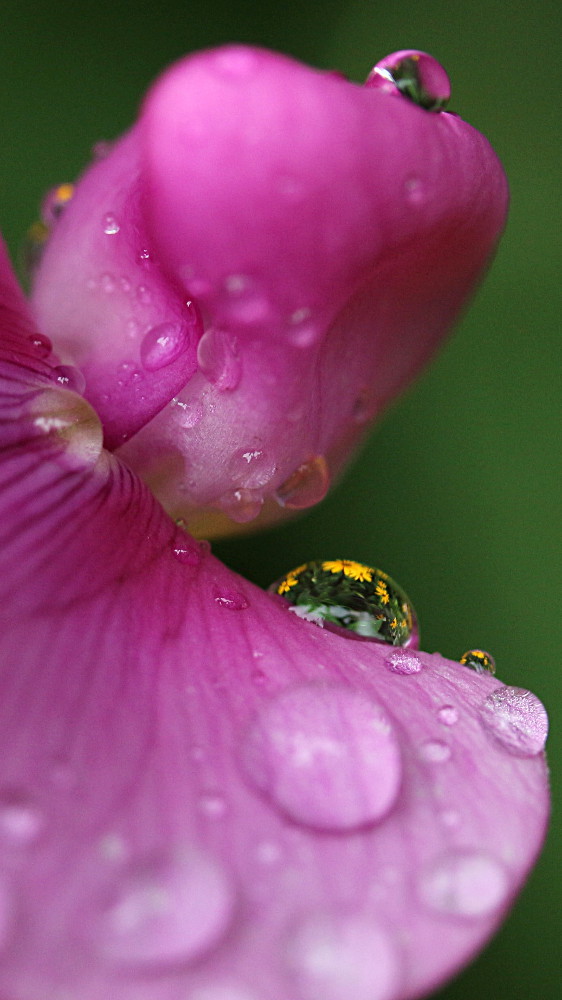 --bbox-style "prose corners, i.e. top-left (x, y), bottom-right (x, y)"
top-left (1, 248), bottom-right (549, 999)
top-left (31, 46), bottom-right (508, 528)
